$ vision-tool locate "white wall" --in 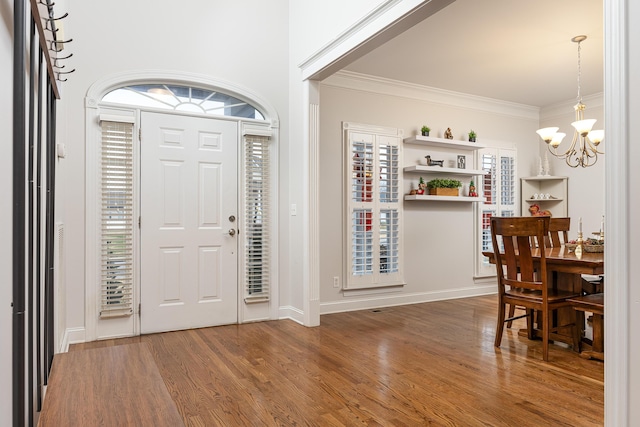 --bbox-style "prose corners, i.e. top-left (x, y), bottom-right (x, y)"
top-left (1, 0), bottom-right (14, 421)
top-left (318, 72), bottom-right (540, 311)
top-left (59, 0), bottom-right (290, 340)
top-left (290, 0), bottom-right (383, 65)
top-left (628, 0), bottom-right (640, 421)
top-left (539, 94), bottom-right (605, 237)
